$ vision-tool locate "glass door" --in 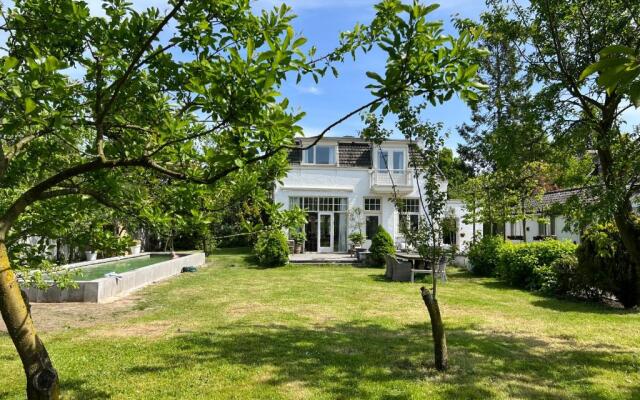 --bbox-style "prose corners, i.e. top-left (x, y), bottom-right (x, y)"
top-left (318, 212), bottom-right (333, 253)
